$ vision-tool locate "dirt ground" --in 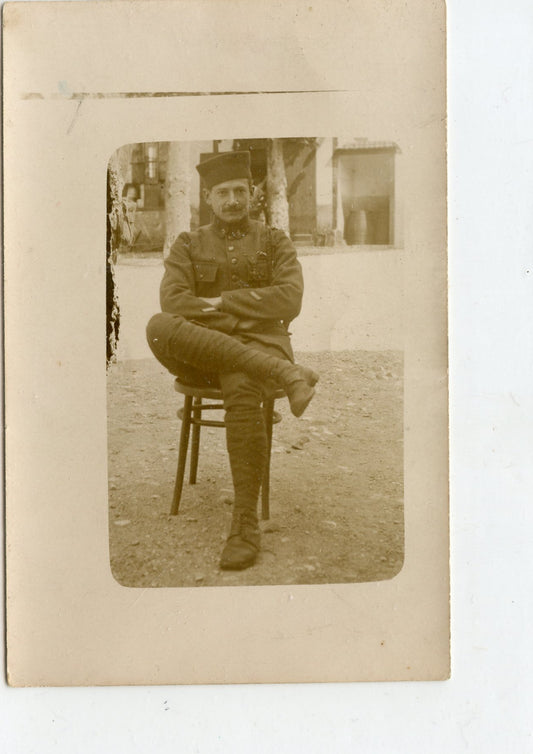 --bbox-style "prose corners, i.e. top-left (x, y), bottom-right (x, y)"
top-left (107, 350), bottom-right (404, 588)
